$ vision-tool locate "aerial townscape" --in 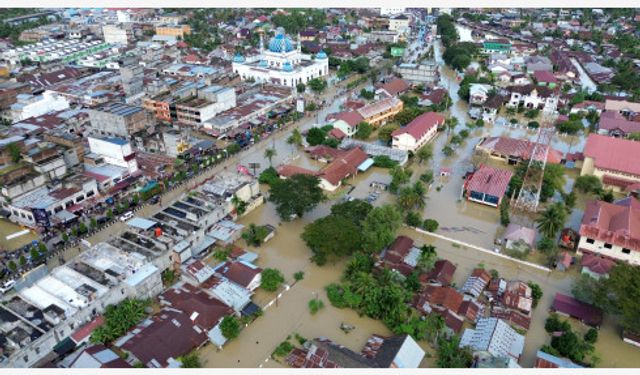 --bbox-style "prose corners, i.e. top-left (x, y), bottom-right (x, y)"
top-left (1, 6), bottom-right (640, 370)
